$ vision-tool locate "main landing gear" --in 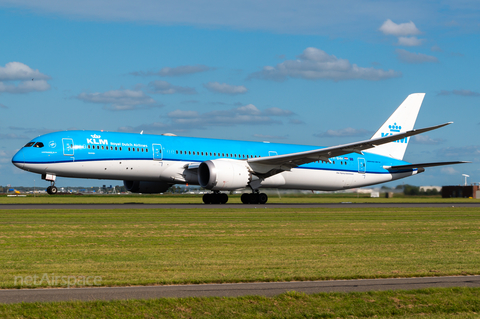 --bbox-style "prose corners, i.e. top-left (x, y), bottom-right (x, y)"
top-left (202, 191), bottom-right (228, 204)
top-left (241, 191), bottom-right (268, 204)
